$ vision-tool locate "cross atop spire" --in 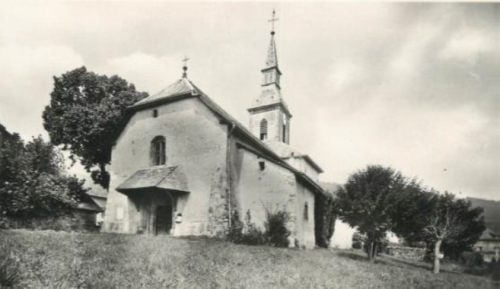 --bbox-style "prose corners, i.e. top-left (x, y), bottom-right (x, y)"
top-left (182, 55), bottom-right (189, 78)
top-left (268, 9), bottom-right (279, 35)
top-left (264, 10), bottom-right (279, 70)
